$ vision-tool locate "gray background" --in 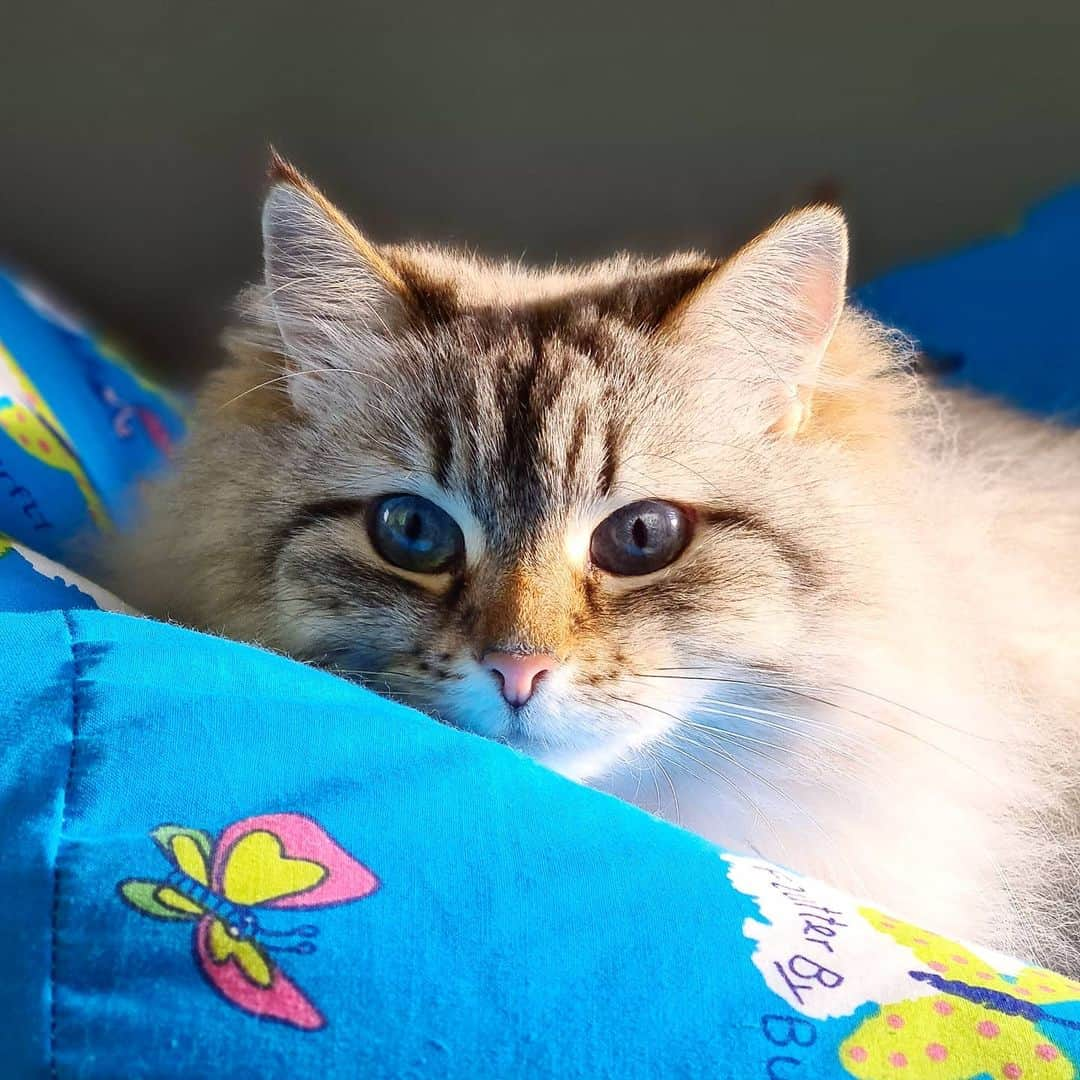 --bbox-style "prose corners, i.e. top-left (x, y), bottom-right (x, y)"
top-left (3, 2), bottom-right (1078, 382)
